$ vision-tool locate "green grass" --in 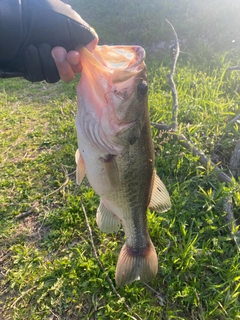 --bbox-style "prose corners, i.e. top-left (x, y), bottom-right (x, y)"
top-left (1, 1), bottom-right (240, 319)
